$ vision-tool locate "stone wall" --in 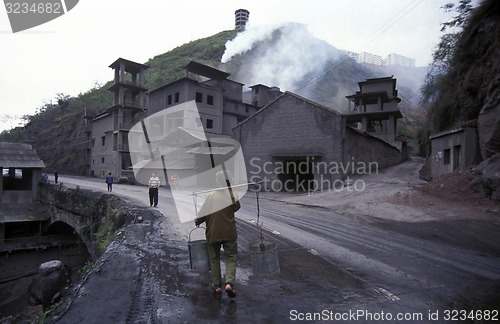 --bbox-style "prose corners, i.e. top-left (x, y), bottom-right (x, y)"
top-left (344, 126), bottom-right (405, 173)
top-left (38, 183), bottom-right (135, 259)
